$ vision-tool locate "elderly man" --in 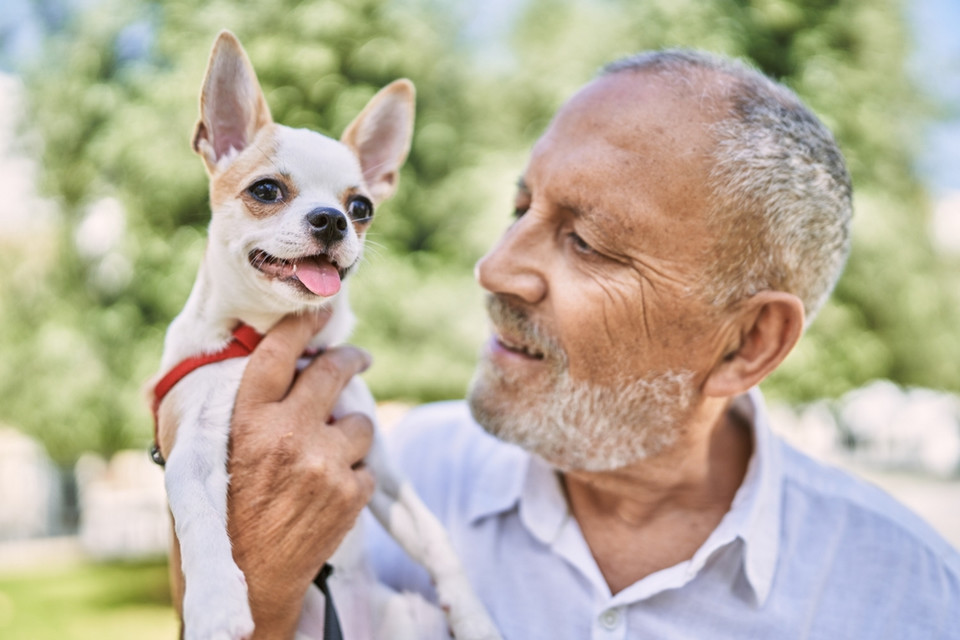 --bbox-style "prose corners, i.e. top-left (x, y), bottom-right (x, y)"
top-left (223, 51), bottom-right (960, 638)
